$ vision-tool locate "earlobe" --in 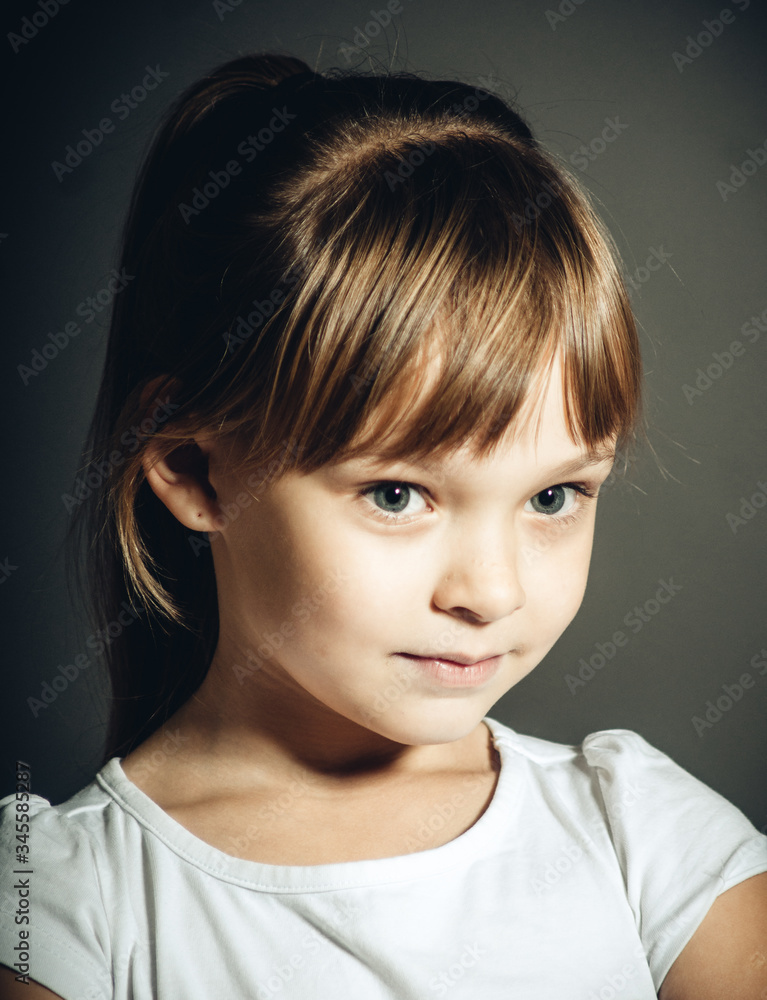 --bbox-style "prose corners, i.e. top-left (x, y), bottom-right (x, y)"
top-left (142, 438), bottom-right (222, 533)
top-left (136, 373), bottom-right (224, 533)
